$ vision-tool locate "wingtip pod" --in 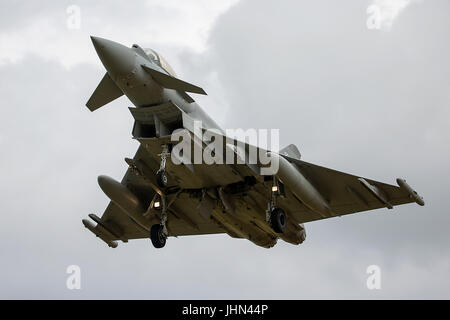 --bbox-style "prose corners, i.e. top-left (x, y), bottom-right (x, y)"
top-left (396, 178), bottom-right (425, 206)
